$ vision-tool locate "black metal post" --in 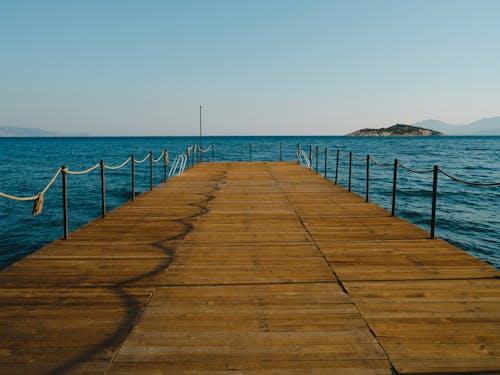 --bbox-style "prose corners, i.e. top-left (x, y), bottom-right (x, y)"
top-left (324, 148), bottom-right (328, 179)
top-left (366, 155), bottom-right (370, 202)
top-left (61, 166), bottom-right (68, 240)
top-left (100, 159), bottom-right (106, 218)
top-left (279, 143), bottom-right (282, 162)
top-left (131, 154), bottom-right (135, 201)
top-left (212, 144), bottom-right (214, 162)
top-left (249, 144), bottom-right (252, 162)
top-left (297, 144), bottom-right (300, 164)
top-left (391, 159), bottom-right (398, 217)
top-left (315, 146), bottom-right (319, 172)
top-left (430, 165), bottom-right (439, 239)
top-left (199, 106), bottom-right (202, 163)
top-left (149, 151), bottom-right (153, 191)
top-left (163, 149), bottom-right (167, 182)
top-left (348, 152), bottom-right (352, 192)
top-left (335, 149), bottom-right (339, 184)
top-left (309, 145), bottom-right (312, 169)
